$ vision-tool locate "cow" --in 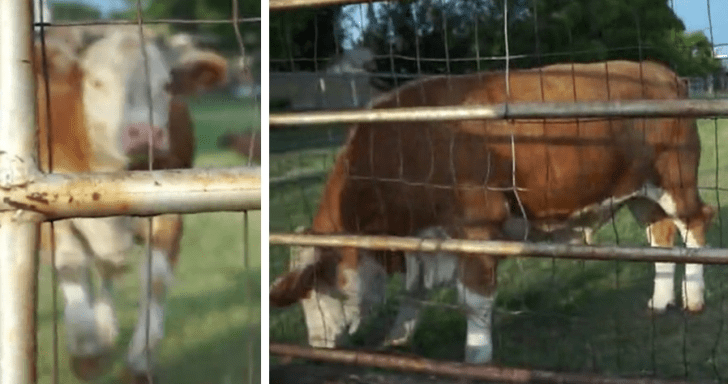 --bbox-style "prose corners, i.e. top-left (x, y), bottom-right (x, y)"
top-left (269, 60), bottom-right (716, 364)
top-left (34, 29), bottom-right (228, 382)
